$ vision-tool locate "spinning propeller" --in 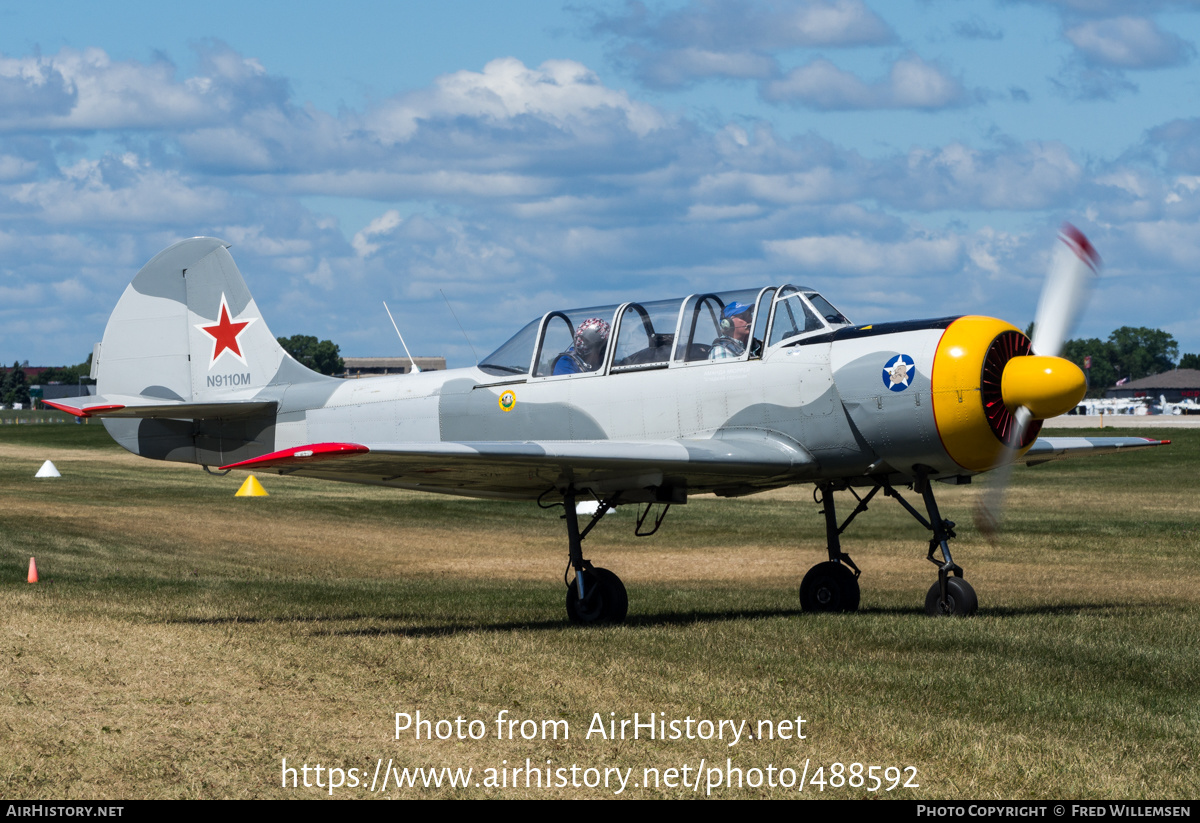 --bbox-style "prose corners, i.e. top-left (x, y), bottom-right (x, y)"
top-left (975, 223), bottom-right (1100, 538)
